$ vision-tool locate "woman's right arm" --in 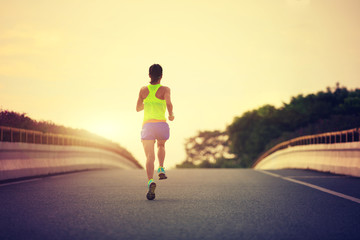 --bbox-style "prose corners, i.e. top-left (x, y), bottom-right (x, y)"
top-left (164, 87), bottom-right (174, 121)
